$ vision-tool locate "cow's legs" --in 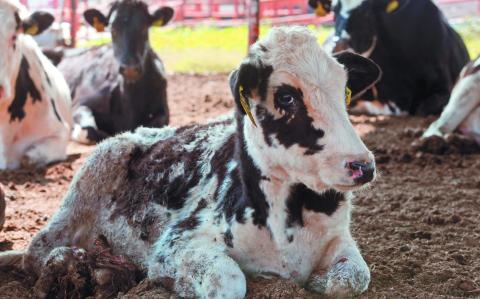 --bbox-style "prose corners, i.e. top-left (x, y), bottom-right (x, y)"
top-left (423, 76), bottom-right (480, 138)
top-left (306, 235), bottom-right (370, 297)
top-left (148, 235), bottom-right (247, 298)
top-left (71, 106), bottom-right (109, 144)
